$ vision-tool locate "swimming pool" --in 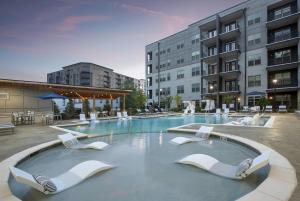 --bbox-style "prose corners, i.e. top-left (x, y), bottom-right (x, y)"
top-left (9, 132), bottom-right (269, 201)
top-left (63, 115), bottom-right (269, 135)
